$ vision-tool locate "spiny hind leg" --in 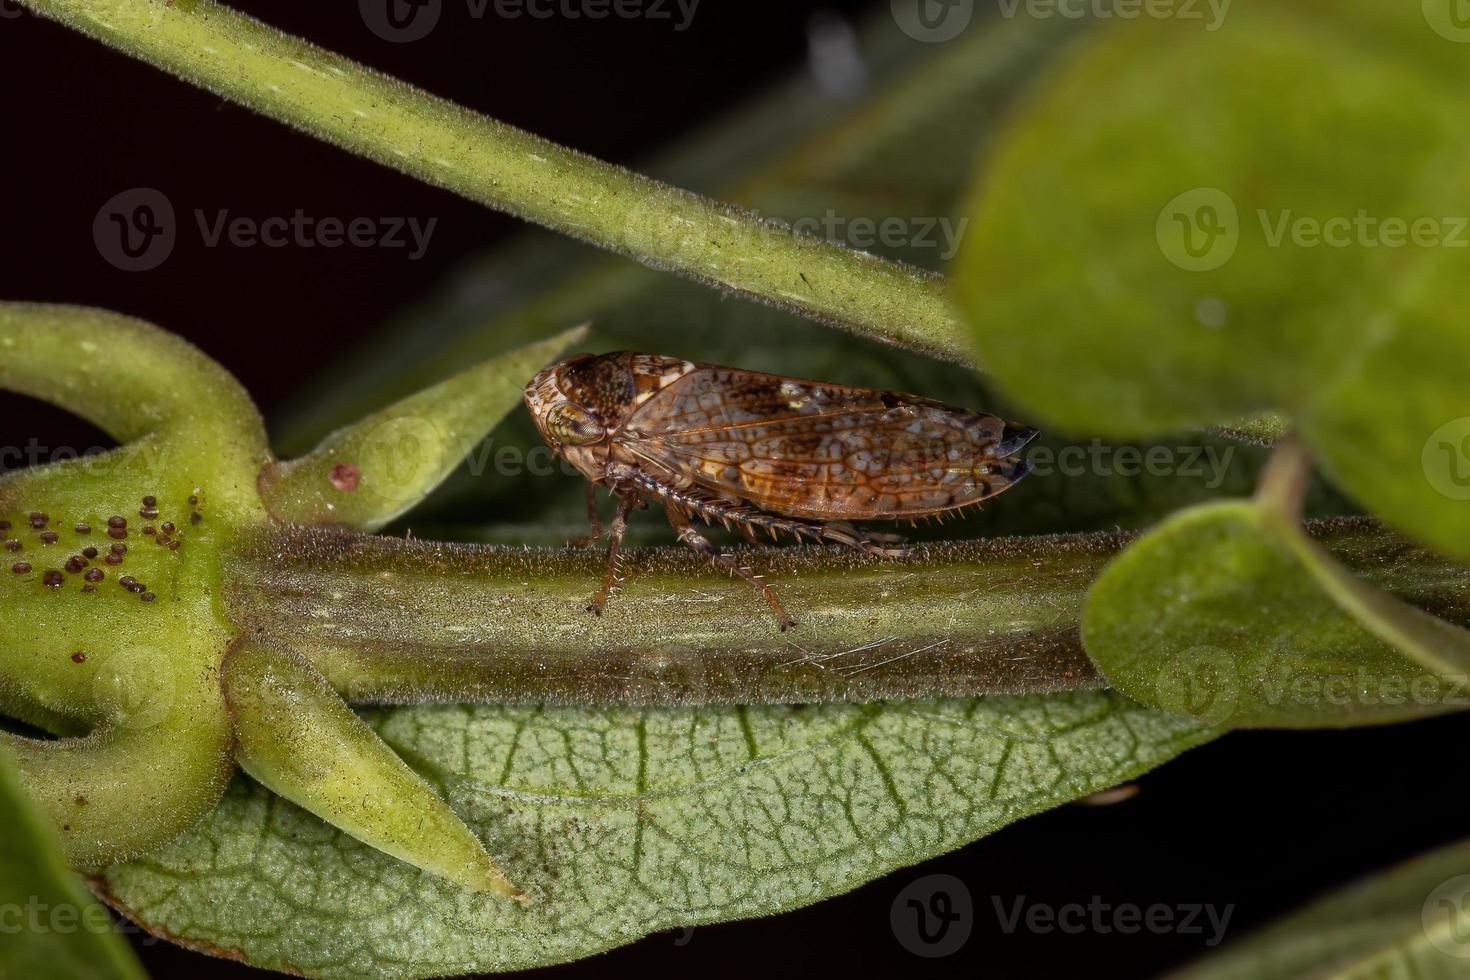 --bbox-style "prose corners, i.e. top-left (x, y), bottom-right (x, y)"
top-left (566, 482), bottom-right (604, 549)
top-left (664, 504), bottom-right (796, 632)
top-left (818, 521), bottom-right (912, 559)
top-left (587, 491), bottom-right (638, 616)
top-left (623, 471), bottom-right (910, 559)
